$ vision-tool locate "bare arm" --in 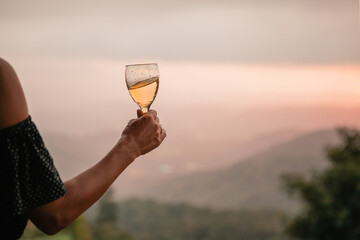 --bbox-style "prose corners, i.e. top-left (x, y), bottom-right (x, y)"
top-left (29, 110), bottom-right (165, 235)
top-left (0, 58), bottom-right (166, 235)
top-left (0, 58), bottom-right (29, 129)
